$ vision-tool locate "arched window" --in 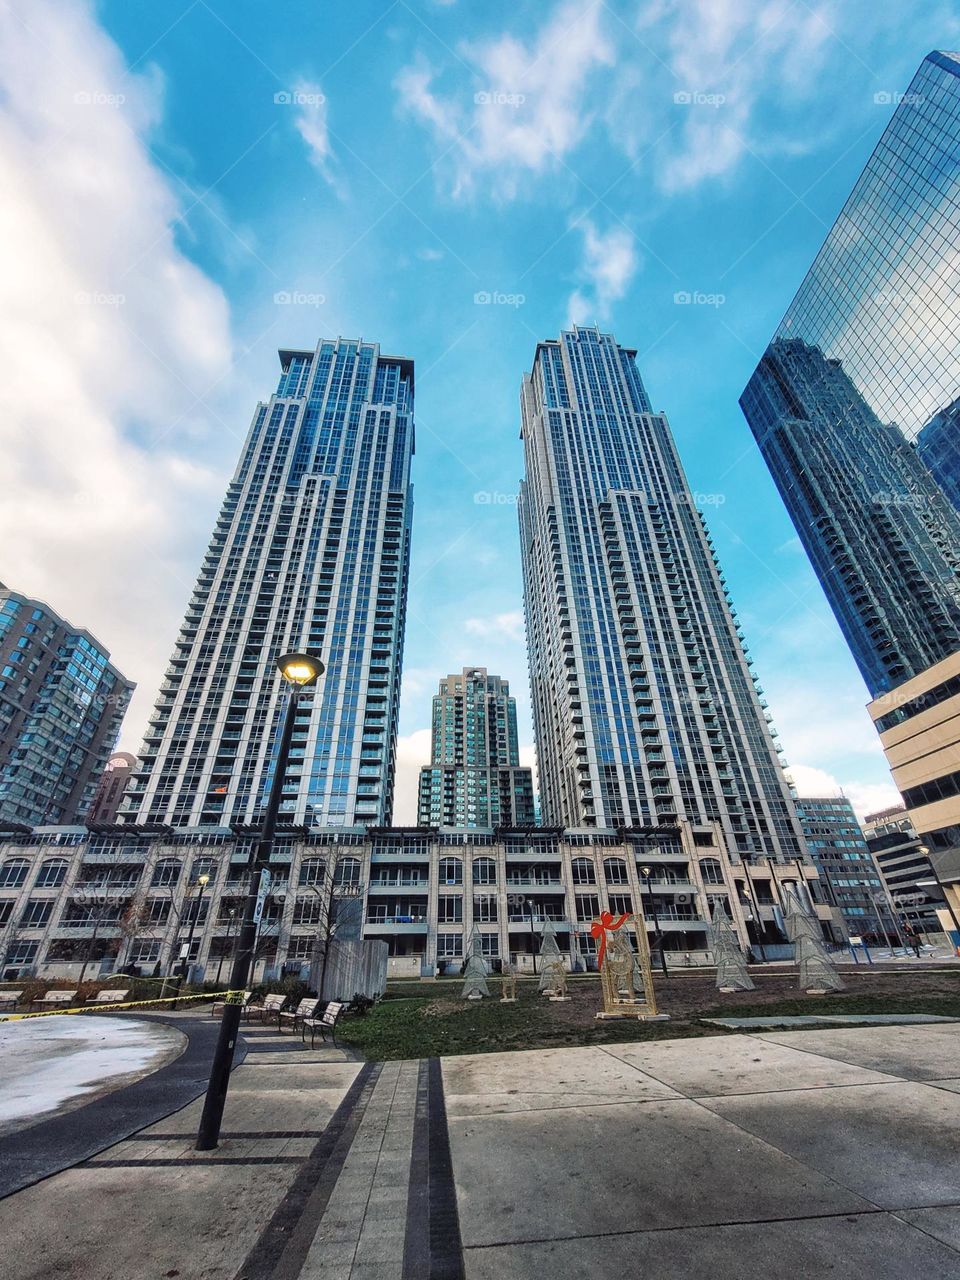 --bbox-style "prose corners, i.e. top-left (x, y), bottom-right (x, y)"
top-left (334, 857), bottom-right (361, 887)
top-left (191, 857), bottom-right (218, 885)
top-left (151, 859), bottom-right (182, 888)
top-left (700, 858), bottom-right (724, 886)
top-left (571, 857), bottom-right (596, 886)
top-left (604, 857), bottom-right (628, 886)
top-left (298, 857), bottom-right (325, 886)
top-left (439, 857), bottom-right (463, 886)
top-left (0, 859), bottom-right (28, 888)
top-left (34, 859), bottom-right (68, 888)
top-left (472, 857), bottom-right (496, 886)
